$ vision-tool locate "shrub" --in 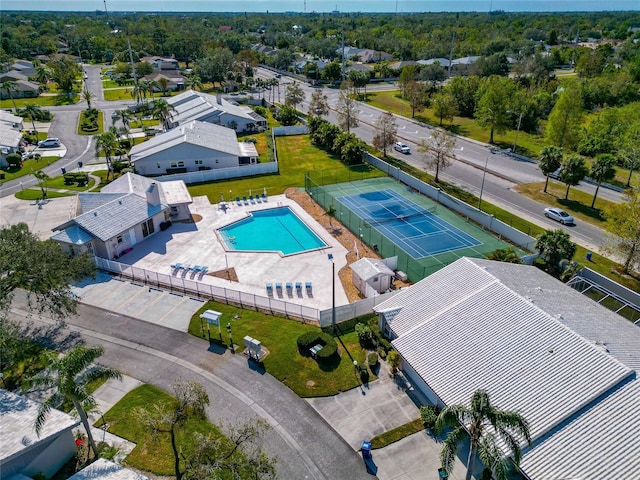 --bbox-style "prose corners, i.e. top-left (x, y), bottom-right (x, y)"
top-left (316, 340), bottom-right (337, 359)
top-left (359, 365), bottom-right (370, 383)
top-left (244, 137), bottom-right (257, 143)
top-left (34, 153), bottom-right (41, 160)
top-left (355, 323), bottom-right (374, 348)
top-left (367, 352), bottom-right (379, 368)
top-left (296, 331), bottom-right (337, 359)
top-left (6, 153), bottom-right (21, 167)
top-left (377, 346), bottom-right (387, 359)
top-left (419, 405), bottom-right (439, 428)
top-left (379, 338), bottom-right (392, 352)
